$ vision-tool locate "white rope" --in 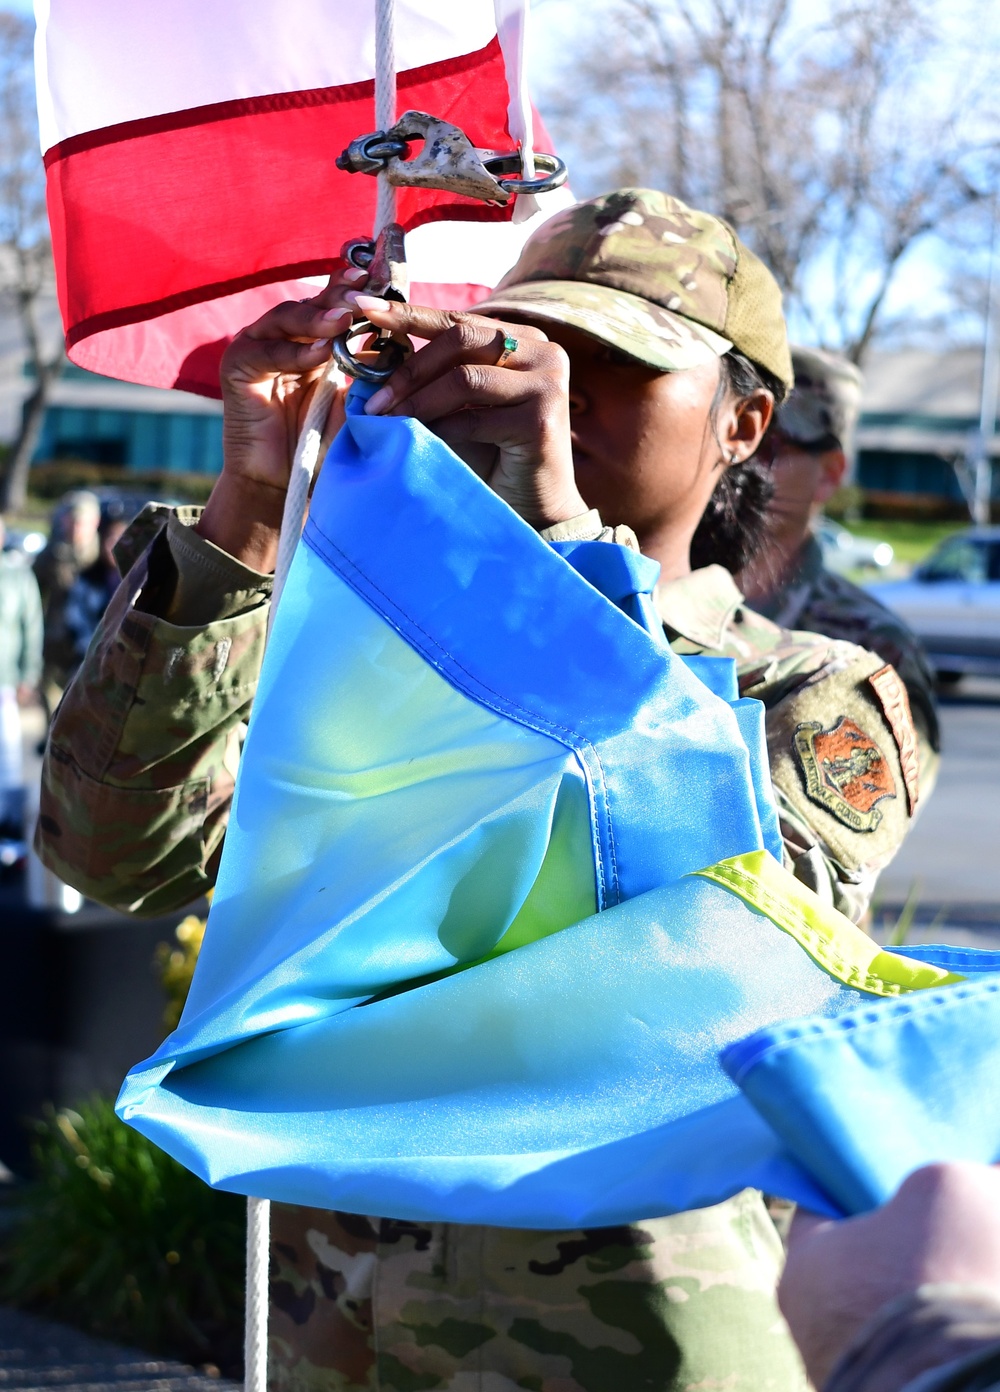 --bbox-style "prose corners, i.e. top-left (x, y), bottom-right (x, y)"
top-left (244, 1195), bottom-right (271, 1392)
top-left (245, 4), bottom-right (397, 1380)
top-left (266, 365), bottom-right (345, 635)
top-left (246, 366), bottom-right (343, 1392)
top-left (374, 0), bottom-right (397, 235)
